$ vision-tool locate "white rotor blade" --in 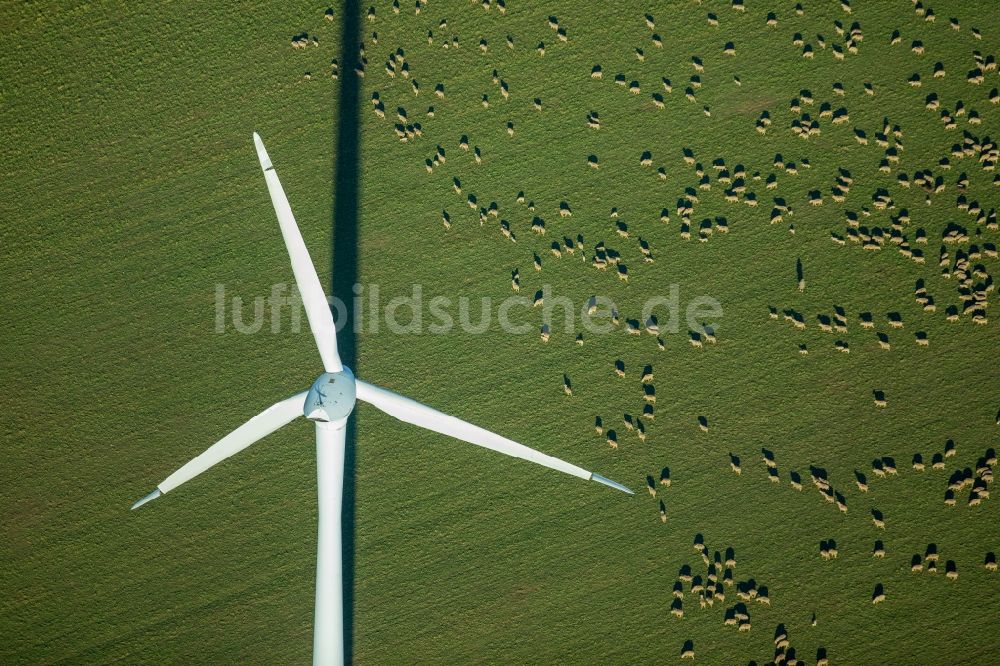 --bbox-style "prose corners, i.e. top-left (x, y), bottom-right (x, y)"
top-left (355, 380), bottom-right (633, 494)
top-left (253, 133), bottom-right (342, 373)
top-left (130, 391), bottom-right (308, 509)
